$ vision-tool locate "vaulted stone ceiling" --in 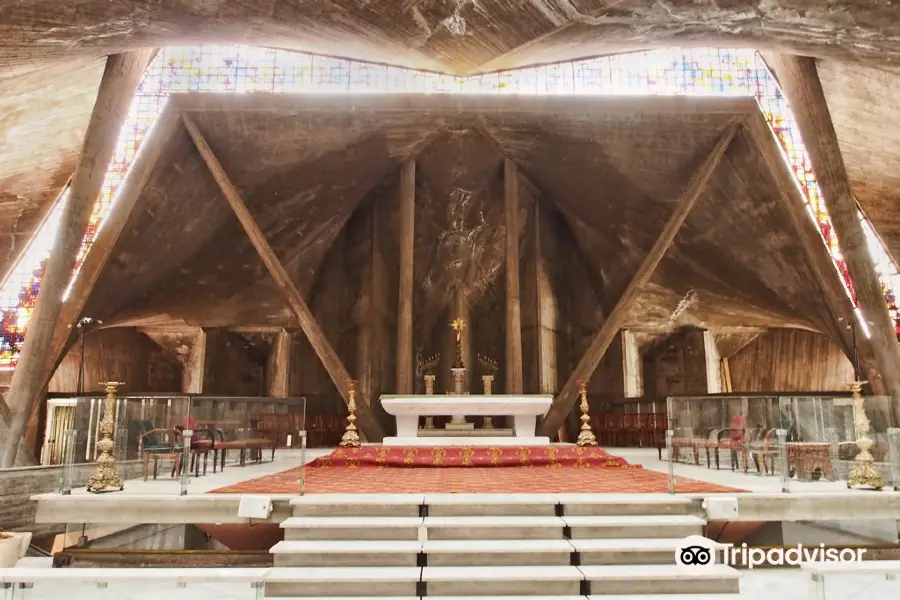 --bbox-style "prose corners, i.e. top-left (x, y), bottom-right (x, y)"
top-left (2, 1), bottom-right (900, 283)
